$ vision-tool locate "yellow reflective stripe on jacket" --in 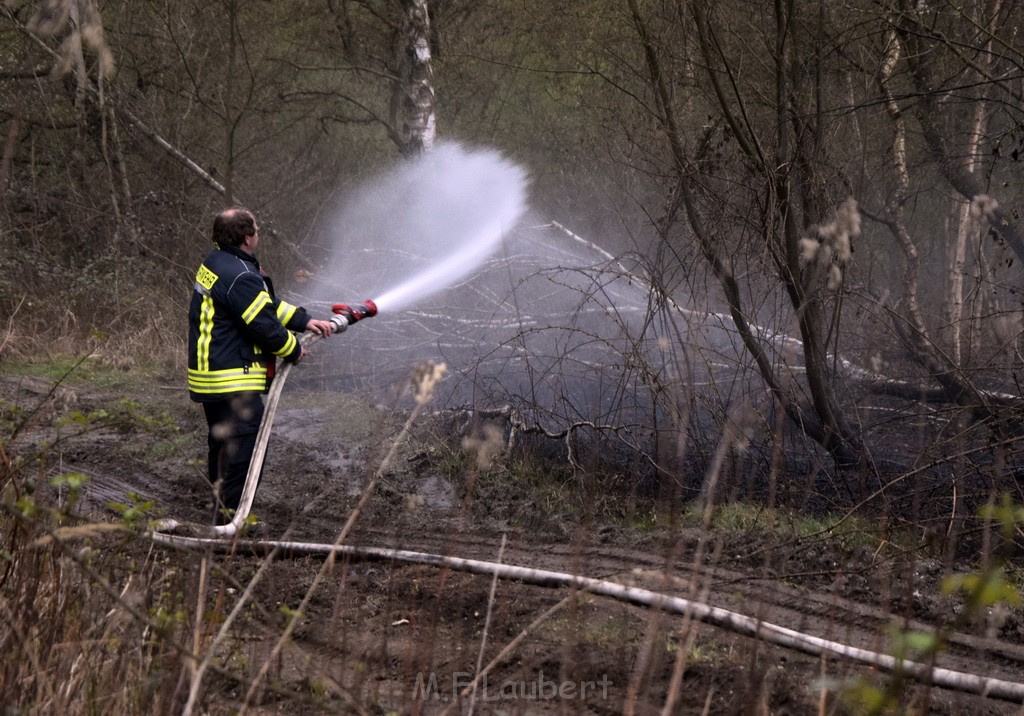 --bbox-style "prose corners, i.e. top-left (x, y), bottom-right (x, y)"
top-left (187, 366), bottom-right (268, 394)
top-left (272, 331), bottom-right (297, 358)
top-left (277, 301), bottom-right (298, 325)
top-left (242, 291), bottom-right (272, 324)
top-left (197, 296), bottom-right (215, 372)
